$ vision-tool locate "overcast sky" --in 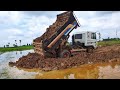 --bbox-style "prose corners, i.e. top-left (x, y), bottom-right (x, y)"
top-left (0, 11), bottom-right (120, 47)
